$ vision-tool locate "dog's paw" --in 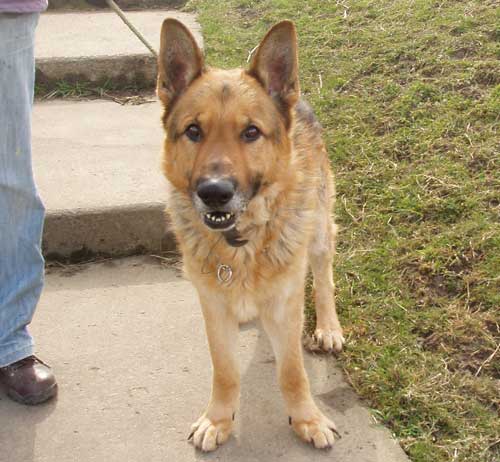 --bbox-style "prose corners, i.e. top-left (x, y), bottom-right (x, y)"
top-left (290, 413), bottom-right (340, 449)
top-left (188, 414), bottom-right (233, 452)
top-left (313, 327), bottom-right (345, 353)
